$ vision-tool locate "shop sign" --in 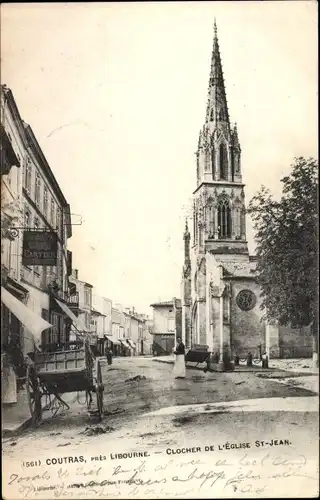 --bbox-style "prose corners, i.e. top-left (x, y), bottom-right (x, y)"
top-left (22, 231), bottom-right (58, 266)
